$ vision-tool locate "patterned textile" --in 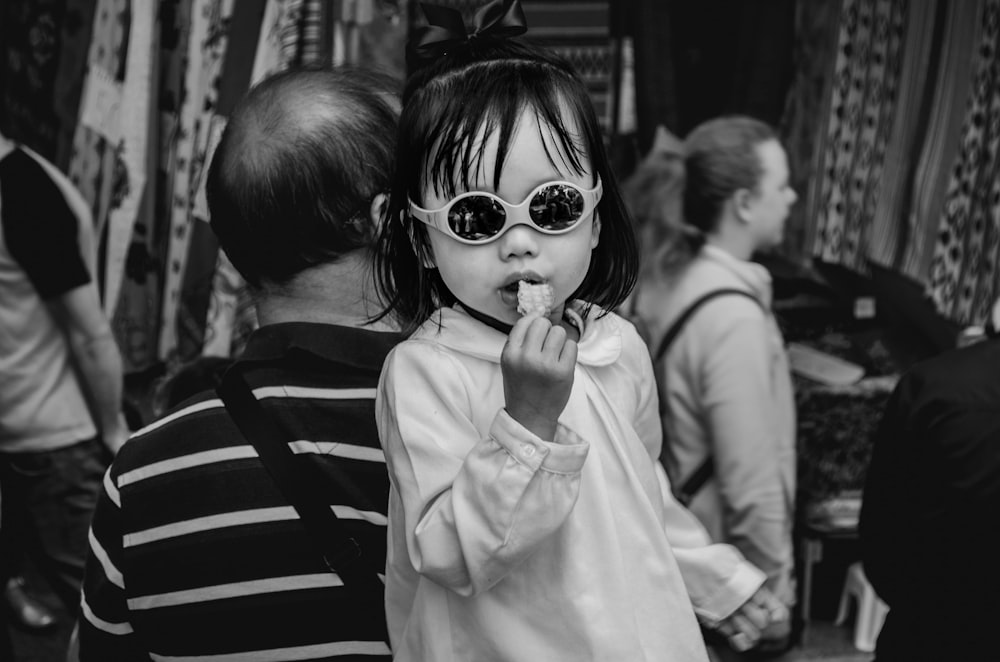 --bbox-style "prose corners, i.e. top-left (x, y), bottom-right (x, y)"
top-left (779, 0), bottom-right (845, 266)
top-left (926, 0), bottom-right (1000, 324)
top-left (865, 0), bottom-right (946, 276)
top-left (420, 0), bottom-right (614, 131)
top-left (67, 0), bottom-right (131, 250)
top-left (798, 0), bottom-right (1000, 326)
top-left (889, 1), bottom-right (983, 284)
top-left (0, 0), bottom-right (96, 168)
top-left (157, 0), bottom-right (235, 360)
top-left (298, 0), bottom-right (328, 66)
top-left (809, 0), bottom-right (907, 273)
top-left (522, 1), bottom-right (613, 131)
top-left (103, 2), bottom-right (155, 318)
